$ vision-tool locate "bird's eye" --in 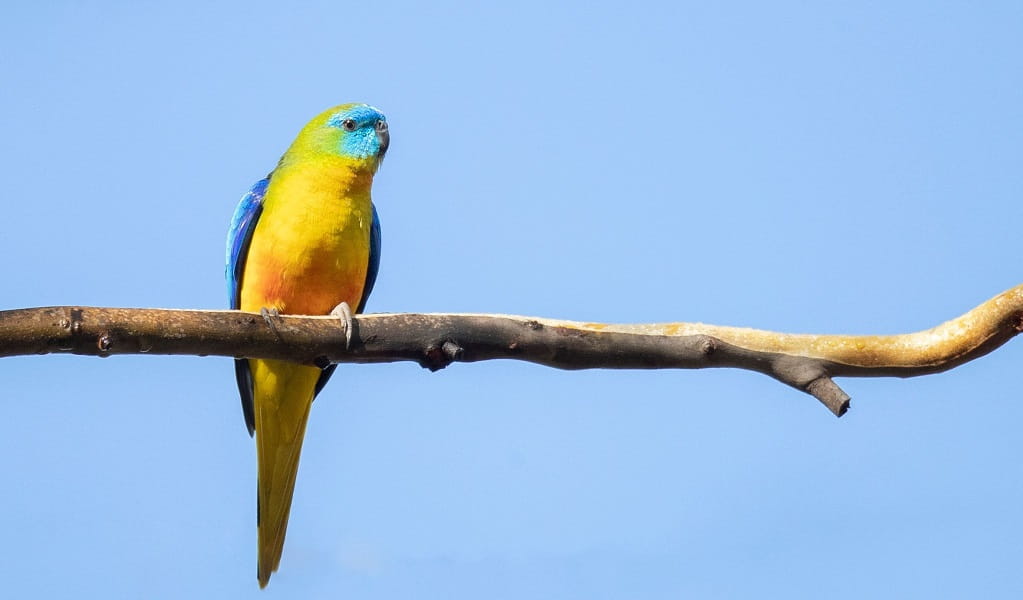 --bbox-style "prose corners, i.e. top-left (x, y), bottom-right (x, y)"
top-left (341, 118), bottom-right (357, 132)
top-left (375, 120), bottom-right (388, 132)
